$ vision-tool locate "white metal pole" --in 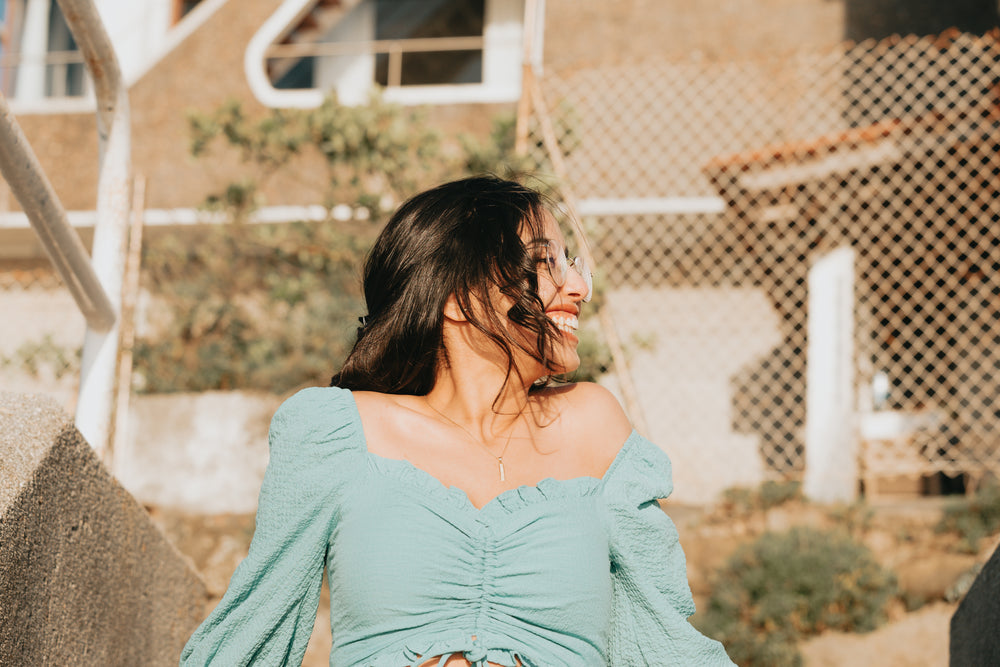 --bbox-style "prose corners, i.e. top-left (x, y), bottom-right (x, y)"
top-left (58, 0), bottom-right (132, 460)
top-left (803, 246), bottom-right (858, 502)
